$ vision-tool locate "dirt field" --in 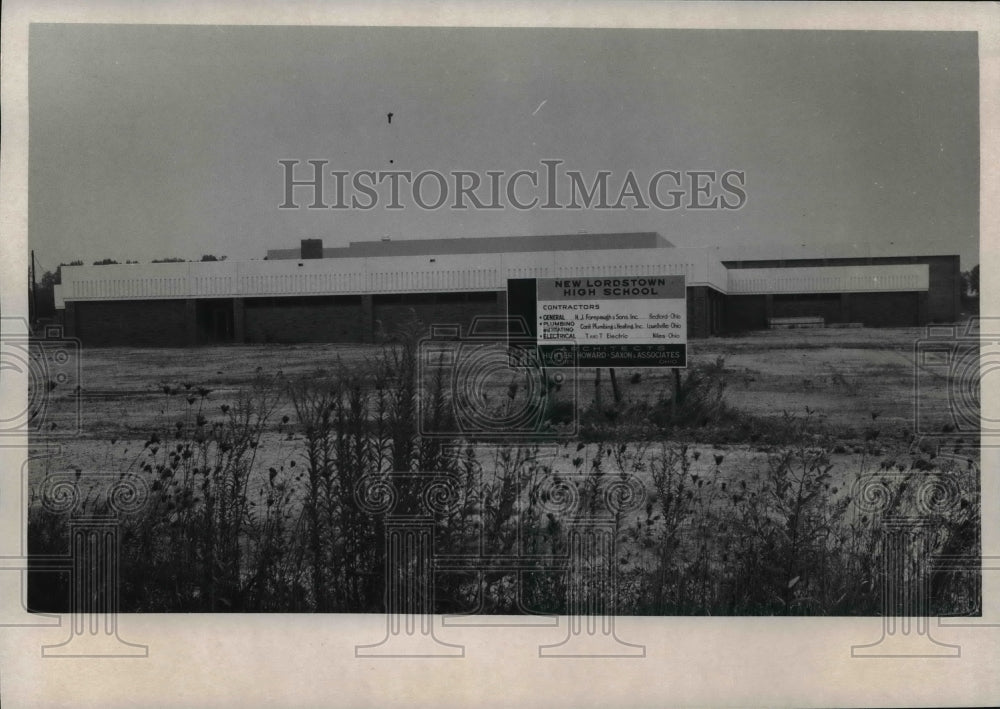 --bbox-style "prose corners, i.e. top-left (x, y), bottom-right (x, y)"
top-left (29, 324), bottom-right (977, 487)
top-left (40, 325), bottom-right (967, 434)
top-left (691, 327), bottom-right (956, 437)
